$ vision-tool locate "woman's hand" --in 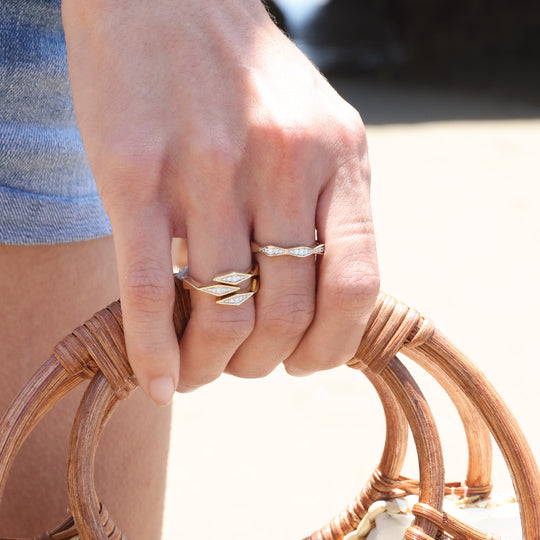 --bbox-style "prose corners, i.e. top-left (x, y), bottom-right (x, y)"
top-left (62, 0), bottom-right (379, 405)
